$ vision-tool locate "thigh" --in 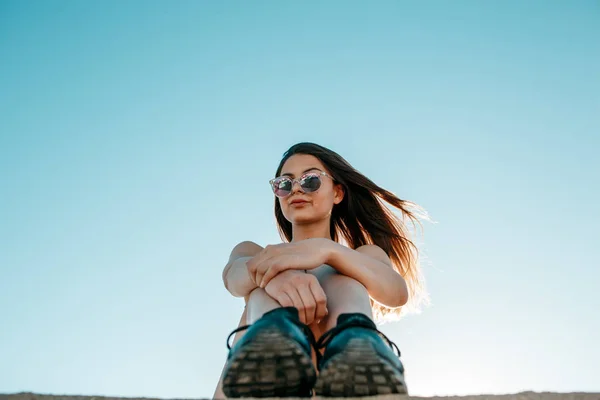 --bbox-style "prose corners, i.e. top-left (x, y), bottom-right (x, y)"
top-left (307, 265), bottom-right (338, 337)
top-left (307, 264), bottom-right (337, 284)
